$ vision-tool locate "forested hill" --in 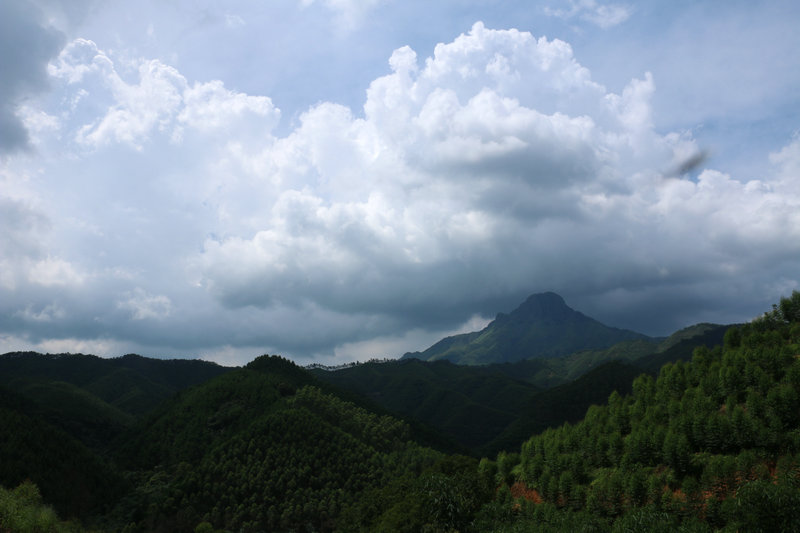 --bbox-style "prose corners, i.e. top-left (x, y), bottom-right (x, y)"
top-left (108, 355), bottom-right (468, 532)
top-left (2, 293), bottom-right (799, 532)
top-left (470, 291), bottom-right (800, 531)
top-left (316, 321), bottom-right (729, 456)
top-left (0, 352), bottom-right (232, 523)
top-left (0, 353), bottom-right (474, 532)
top-left (0, 351), bottom-right (231, 417)
top-left (403, 292), bottom-right (652, 365)
top-left (311, 358), bottom-right (542, 451)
